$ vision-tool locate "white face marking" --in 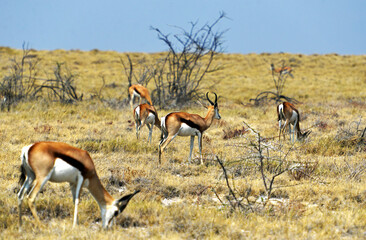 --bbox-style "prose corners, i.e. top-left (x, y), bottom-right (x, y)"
top-left (50, 158), bottom-right (81, 183)
top-left (214, 107), bottom-right (221, 120)
top-left (102, 204), bottom-right (119, 229)
top-left (178, 123), bottom-right (201, 136)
